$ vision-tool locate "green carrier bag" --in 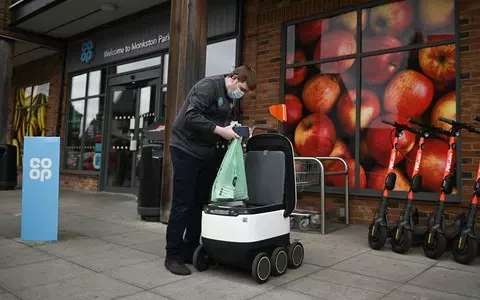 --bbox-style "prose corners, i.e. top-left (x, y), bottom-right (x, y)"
top-left (210, 138), bottom-right (249, 202)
